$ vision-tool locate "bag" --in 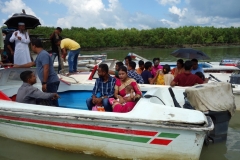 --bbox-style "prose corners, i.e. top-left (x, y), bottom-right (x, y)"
top-left (97, 106), bottom-right (105, 112)
top-left (92, 106), bottom-right (98, 111)
top-left (92, 106), bottom-right (105, 112)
